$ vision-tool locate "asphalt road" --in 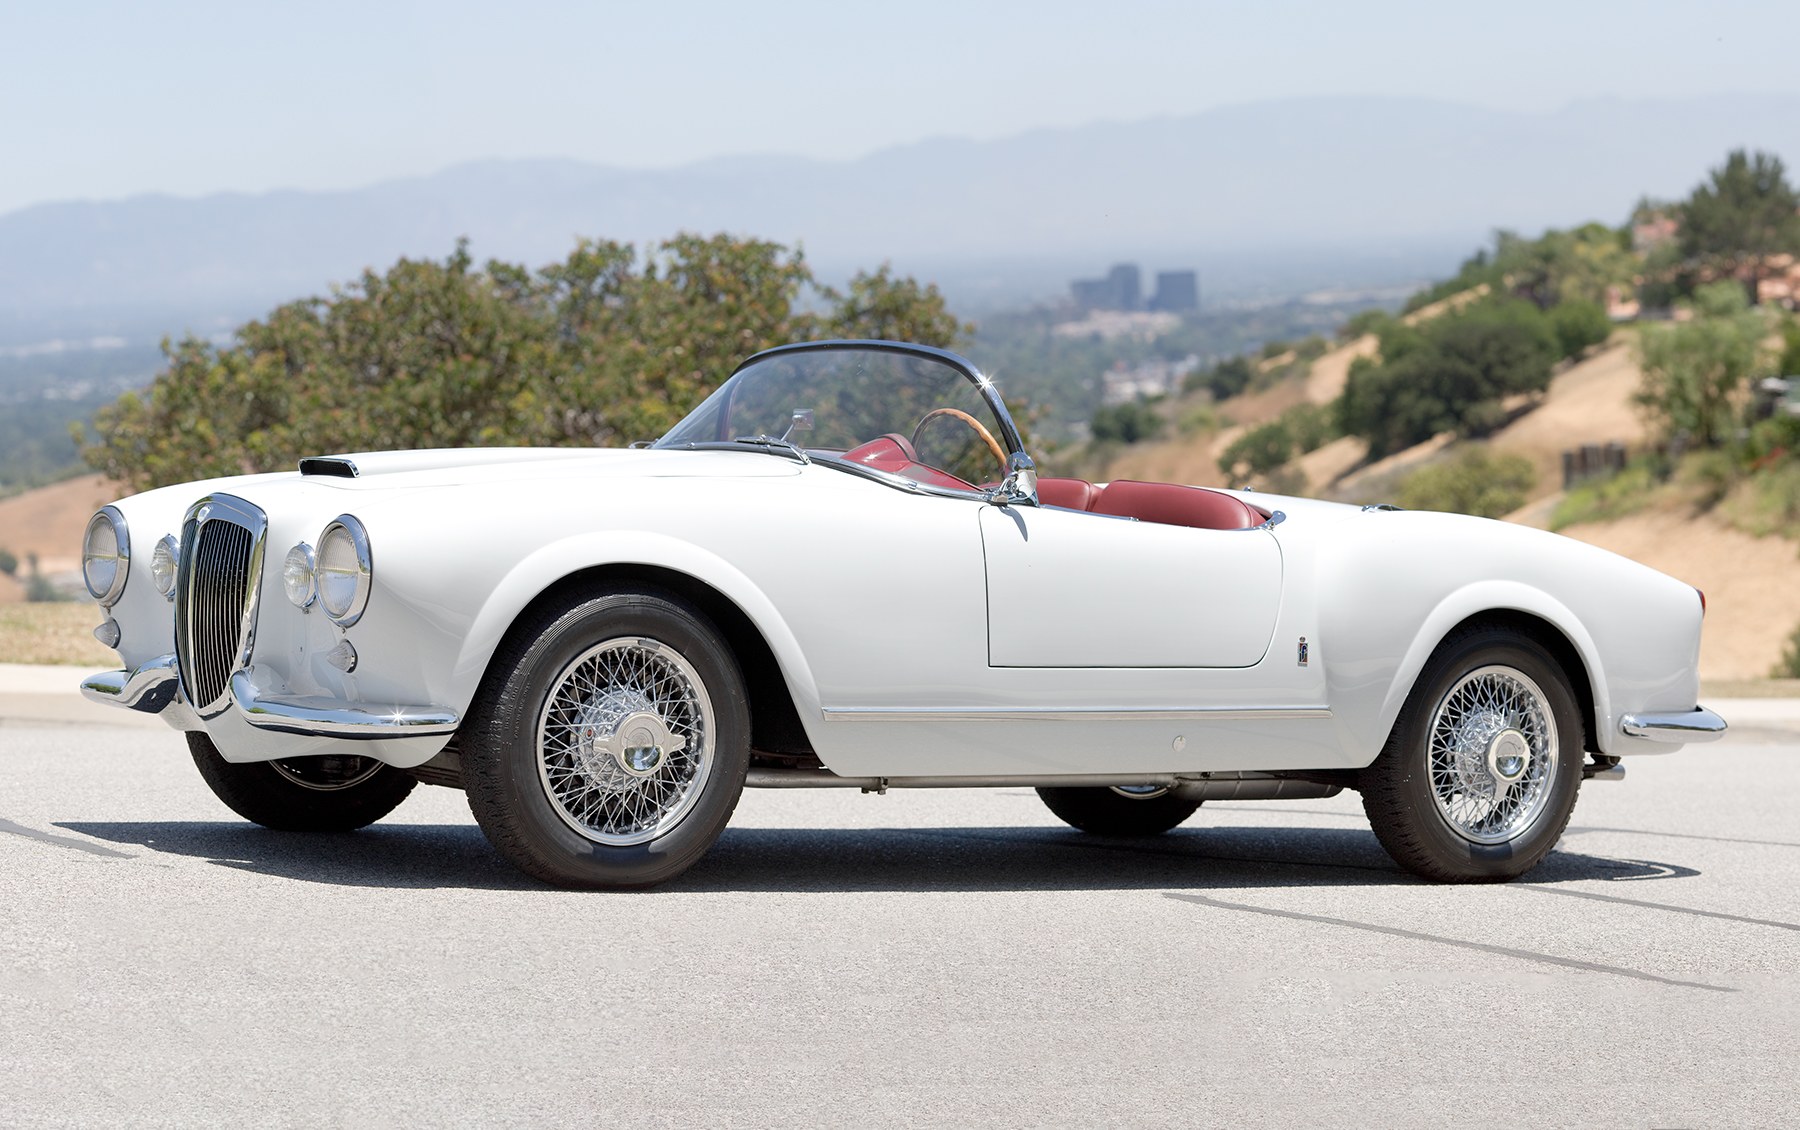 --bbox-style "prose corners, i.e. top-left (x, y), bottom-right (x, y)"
top-left (3, 694), bottom-right (1798, 1127)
